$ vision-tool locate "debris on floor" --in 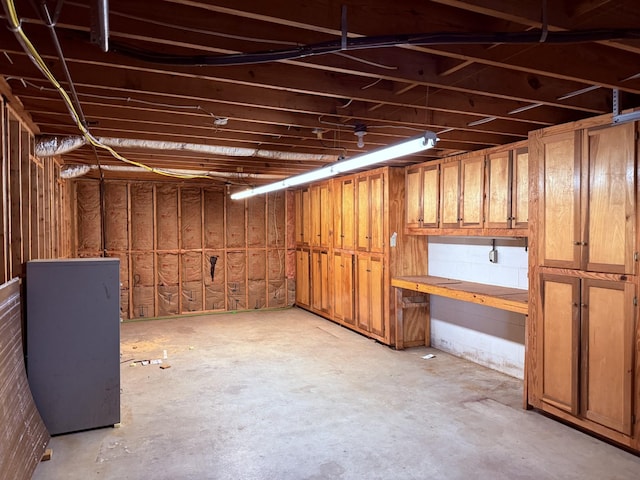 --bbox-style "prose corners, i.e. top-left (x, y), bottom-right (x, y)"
top-left (130, 359), bottom-right (163, 366)
top-left (422, 354), bottom-right (436, 360)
